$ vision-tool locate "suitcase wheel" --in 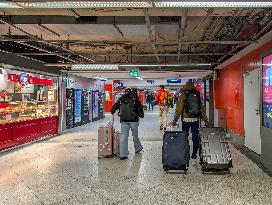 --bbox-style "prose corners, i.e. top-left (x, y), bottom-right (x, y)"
top-left (163, 166), bottom-right (169, 172)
